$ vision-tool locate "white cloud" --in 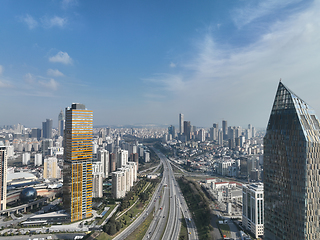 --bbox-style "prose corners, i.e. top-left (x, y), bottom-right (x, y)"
top-left (21, 14), bottom-right (38, 29)
top-left (49, 51), bottom-right (73, 65)
top-left (0, 65), bottom-right (3, 75)
top-left (39, 78), bottom-right (58, 91)
top-left (0, 80), bottom-right (12, 88)
top-left (47, 69), bottom-right (64, 77)
top-left (232, 0), bottom-right (303, 28)
top-left (147, 1), bottom-right (320, 127)
top-left (24, 73), bottom-right (35, 84)
top-left (62, 0), bottom-right (78, 9)
top-left (42, 16), bottom-right (67, 28)
top-left (170, 62), bottom-right (176, 68)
